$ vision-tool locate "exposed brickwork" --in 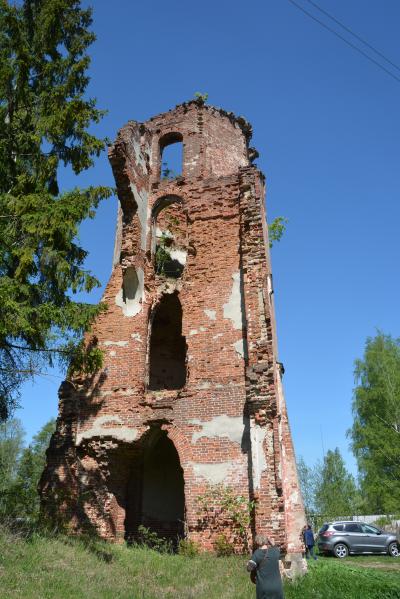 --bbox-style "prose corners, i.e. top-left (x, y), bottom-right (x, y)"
top-left (40, 100), bottom-right (306, 571)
